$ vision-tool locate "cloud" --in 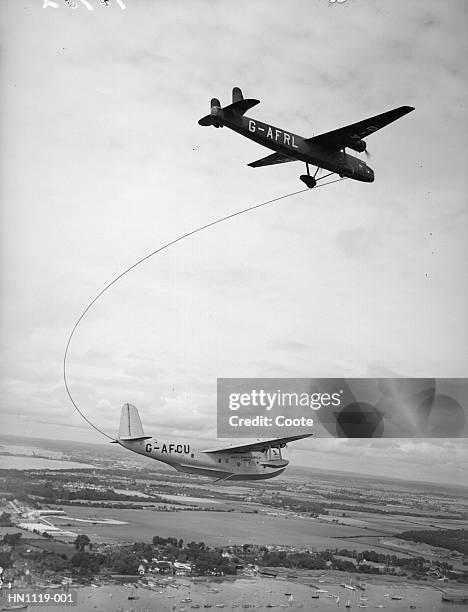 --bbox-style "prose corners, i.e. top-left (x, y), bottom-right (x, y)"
top-left (269, 341), bottom-right (310, 353)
